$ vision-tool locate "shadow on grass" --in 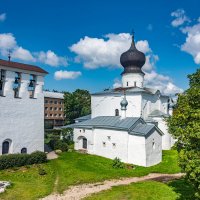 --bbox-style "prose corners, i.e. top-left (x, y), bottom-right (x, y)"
top-left (168, 179), bottom-right (196, 200)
